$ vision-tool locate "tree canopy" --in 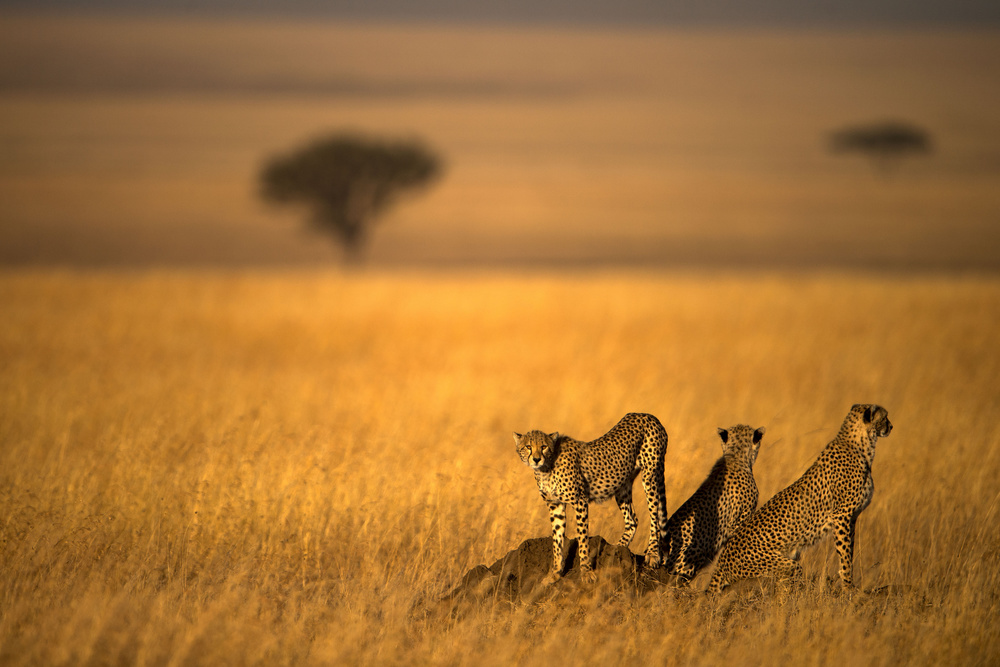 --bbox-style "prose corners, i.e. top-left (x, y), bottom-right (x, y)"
top-left (260, 134), bottom-right (441, 259)
top-left (829, 121), bottom-right (932, 173)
